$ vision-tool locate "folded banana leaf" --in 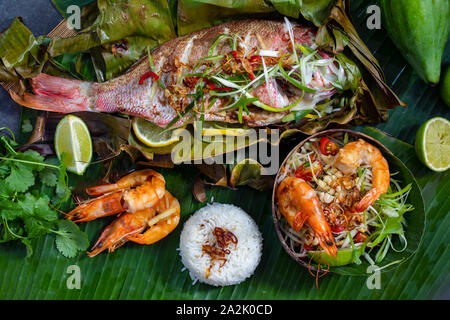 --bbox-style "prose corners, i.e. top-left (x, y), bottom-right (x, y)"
top-left (0, 18), bottom-right (48, 81)
top-left (0, 1), bottom-right (176, 83)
